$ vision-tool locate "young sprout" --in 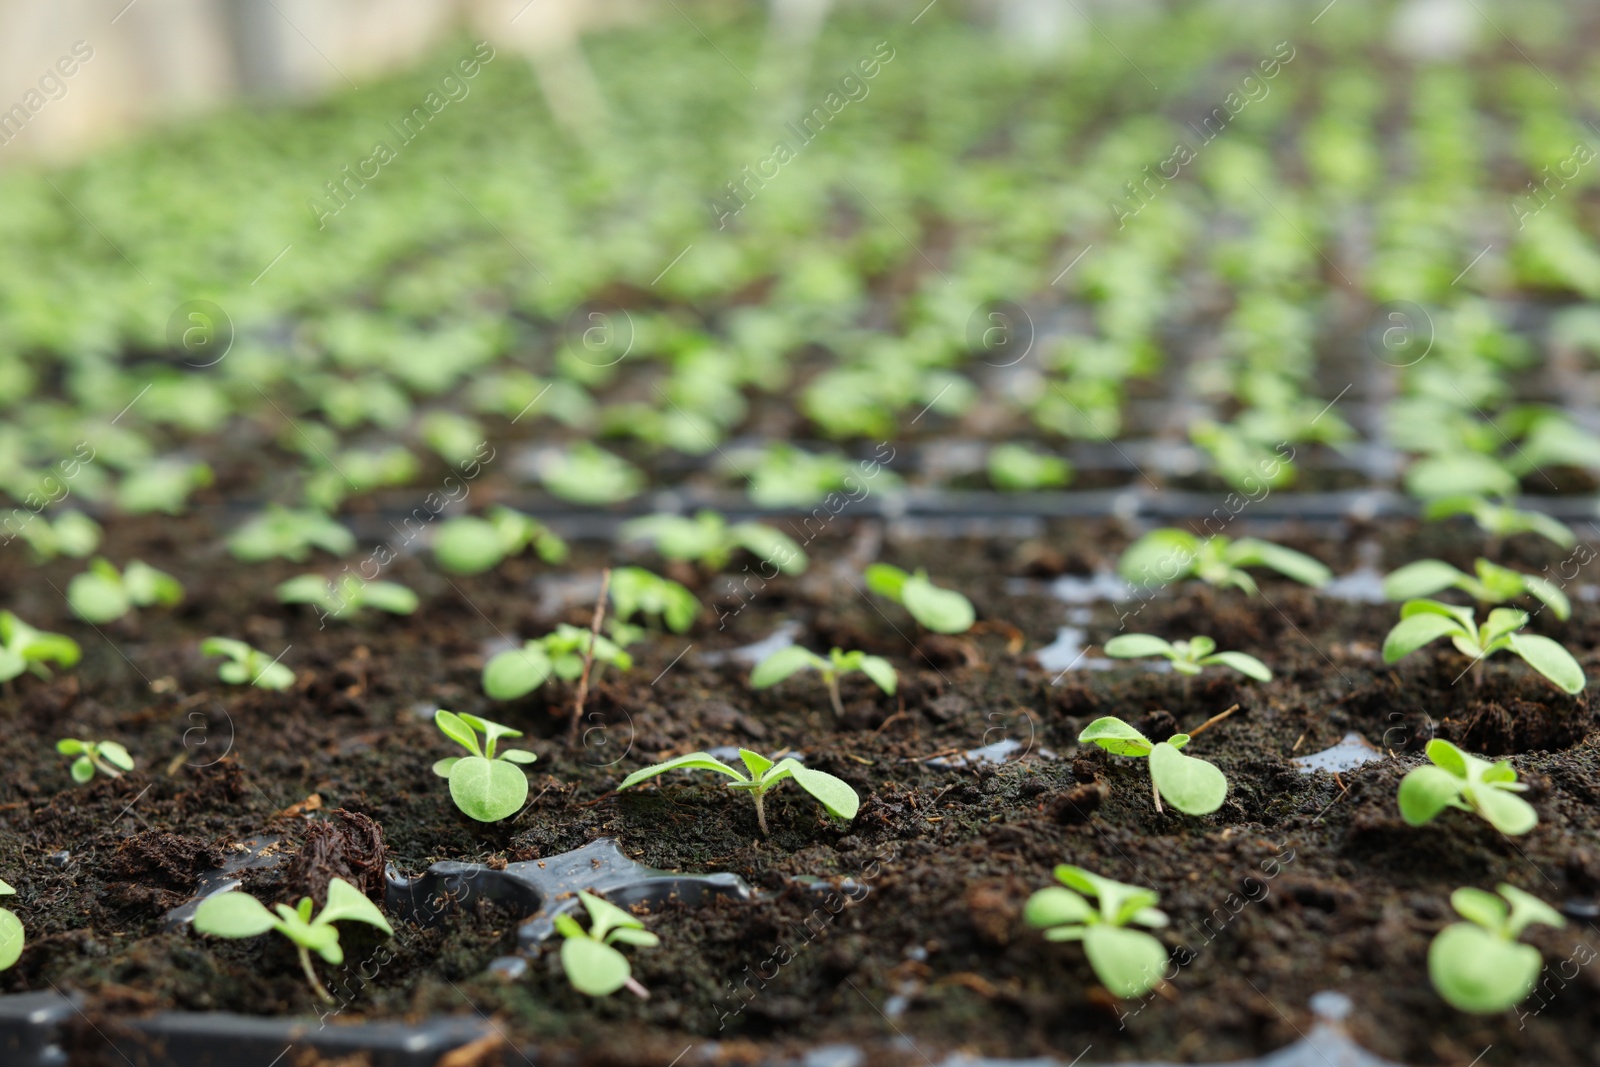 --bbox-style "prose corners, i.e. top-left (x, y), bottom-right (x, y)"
top-left (1384, 558), bottom-right (1569, 621)
top-left (1382, 600), bottom-right (1584, 694)
top-left (1398, 739), bottom-right (1536, 836)
top-left (66, 559), bottom-right (184, 624)
top-left (750, 646), bottom-right (897, 718)
top-left (192, 876), bottom-right (394, 1004)
top-left (432, 506), bottom-right (568, 576)
top-left (15, 510), bottom-right (100, 561)
top-left (200, 637), bottom-right (295, 690)
top-left (1103, 634), bottom-right (1271, 681)
top-left (0, 612), bottom-right (81, 683)
top-left (228, 506), bottom-right (356, 562)
top-left (1424, 494), bottom-right (1575, 550)
top-left (277, 573), bottom-right (419, 623)
top-left (618, 749), bottom-right (859, 836)
top-left (987, 443), bottom-right (1071, 491)
top-left (1024, 865), bottom-right (1169, 998)
top-left (482, 625), bottom-right (634, 701)
top-left (431, 710), bottom-right (538, 822)
top-left (620, 510), bottom-right (807, 575)
top-left (1117, 529), bottom-right (1331, 594)
top-left (863, 564), bottom-right (975, 634)
top-left (556, 890), bottom-right (659, 998)
top-left (1429, 884), bottom-right (1565, 1014)
top-left (539, 443), bottom-right (643, 505)
top-left (117, 459), bottom-right (213, 515)
top-left (0, 879), bottom-right (21, 972)
top-left (56, 739), bottom-right (134, 783)
top-left (1078, 716), bottom-right (1228, 816)
top-left (610, 567), bottom-right (699, 634)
